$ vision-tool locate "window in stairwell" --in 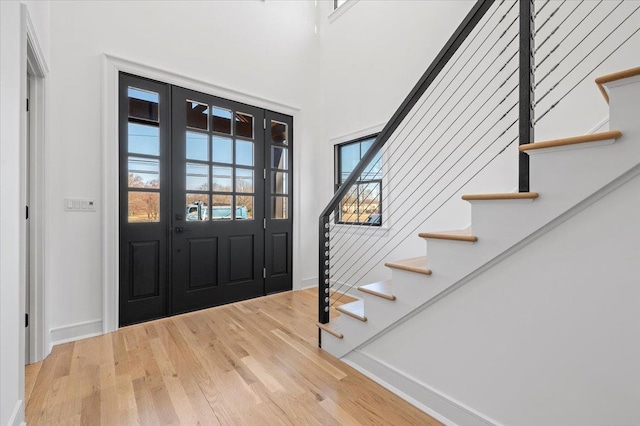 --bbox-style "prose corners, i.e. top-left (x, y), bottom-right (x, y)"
top-left (335, 135), bottom-right (382, 226)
